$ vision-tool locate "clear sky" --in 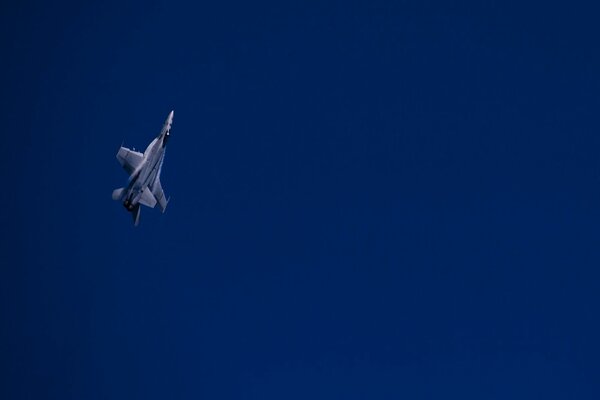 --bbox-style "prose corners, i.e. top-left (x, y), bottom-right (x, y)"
top-left (2, 1), bottom-right (600, 398)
